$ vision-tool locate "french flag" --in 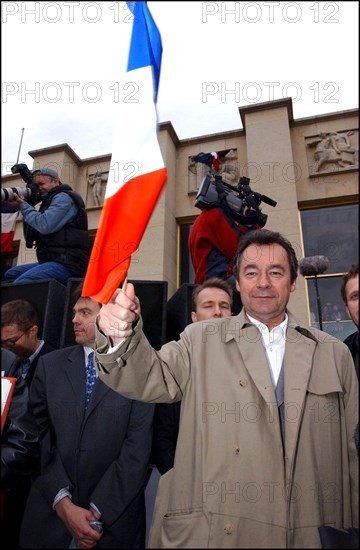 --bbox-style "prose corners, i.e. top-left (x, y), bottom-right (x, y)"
top-left (82, 1), bottom-right (167, 303)
top-left (1, 203), bottom-right (18, 253)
